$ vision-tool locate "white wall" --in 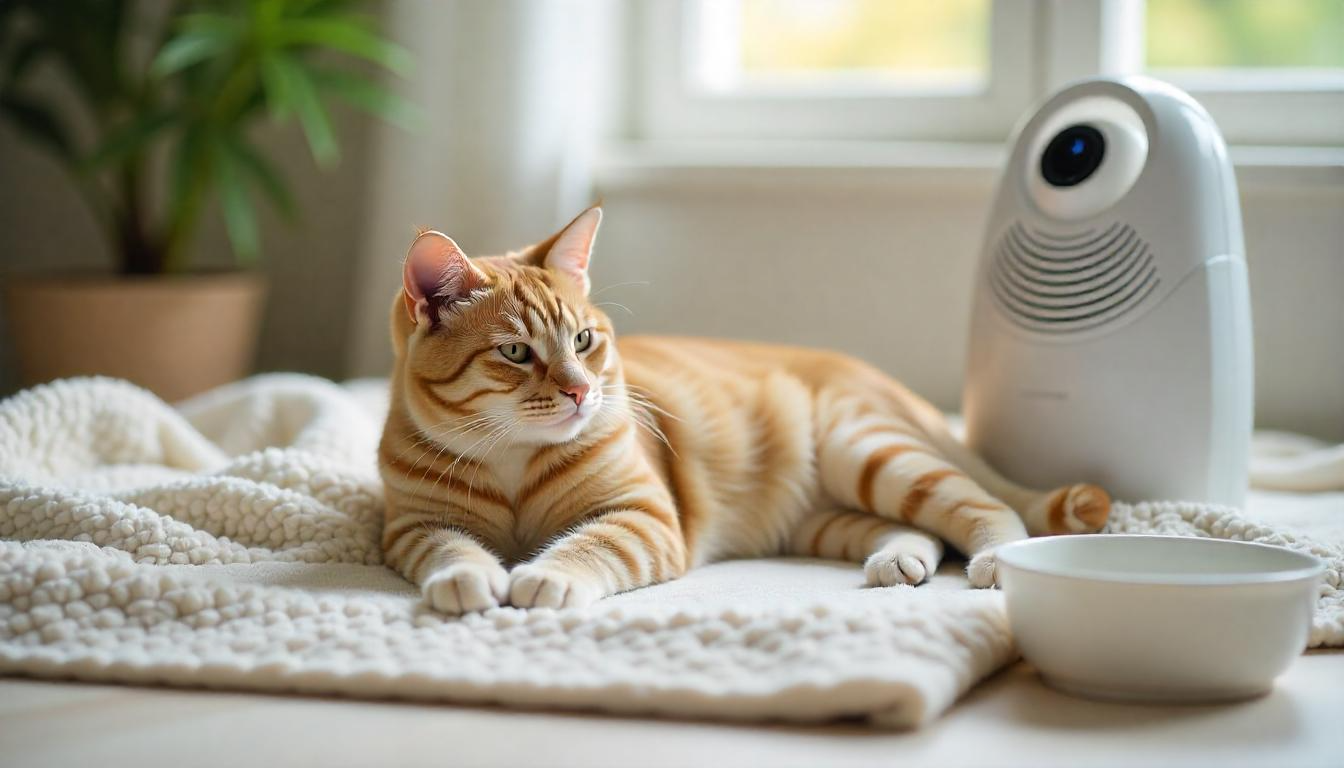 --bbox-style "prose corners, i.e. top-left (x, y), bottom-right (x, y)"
top-left (590, 164), bottom-right (1344, 442)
